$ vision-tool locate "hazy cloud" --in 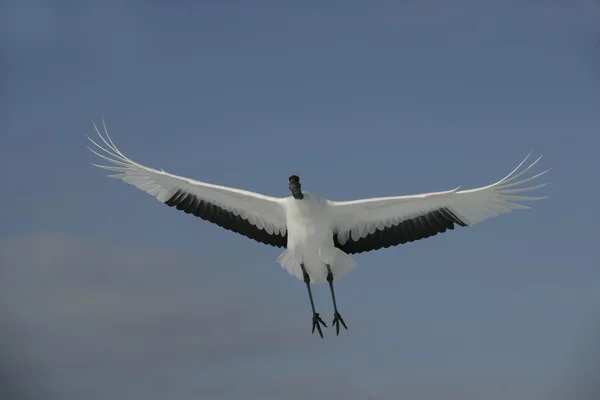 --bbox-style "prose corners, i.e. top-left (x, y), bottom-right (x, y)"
top-left (0, 235), bottom-right (595, 400)
top-left (0, 233), bottom-right (318, 399)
